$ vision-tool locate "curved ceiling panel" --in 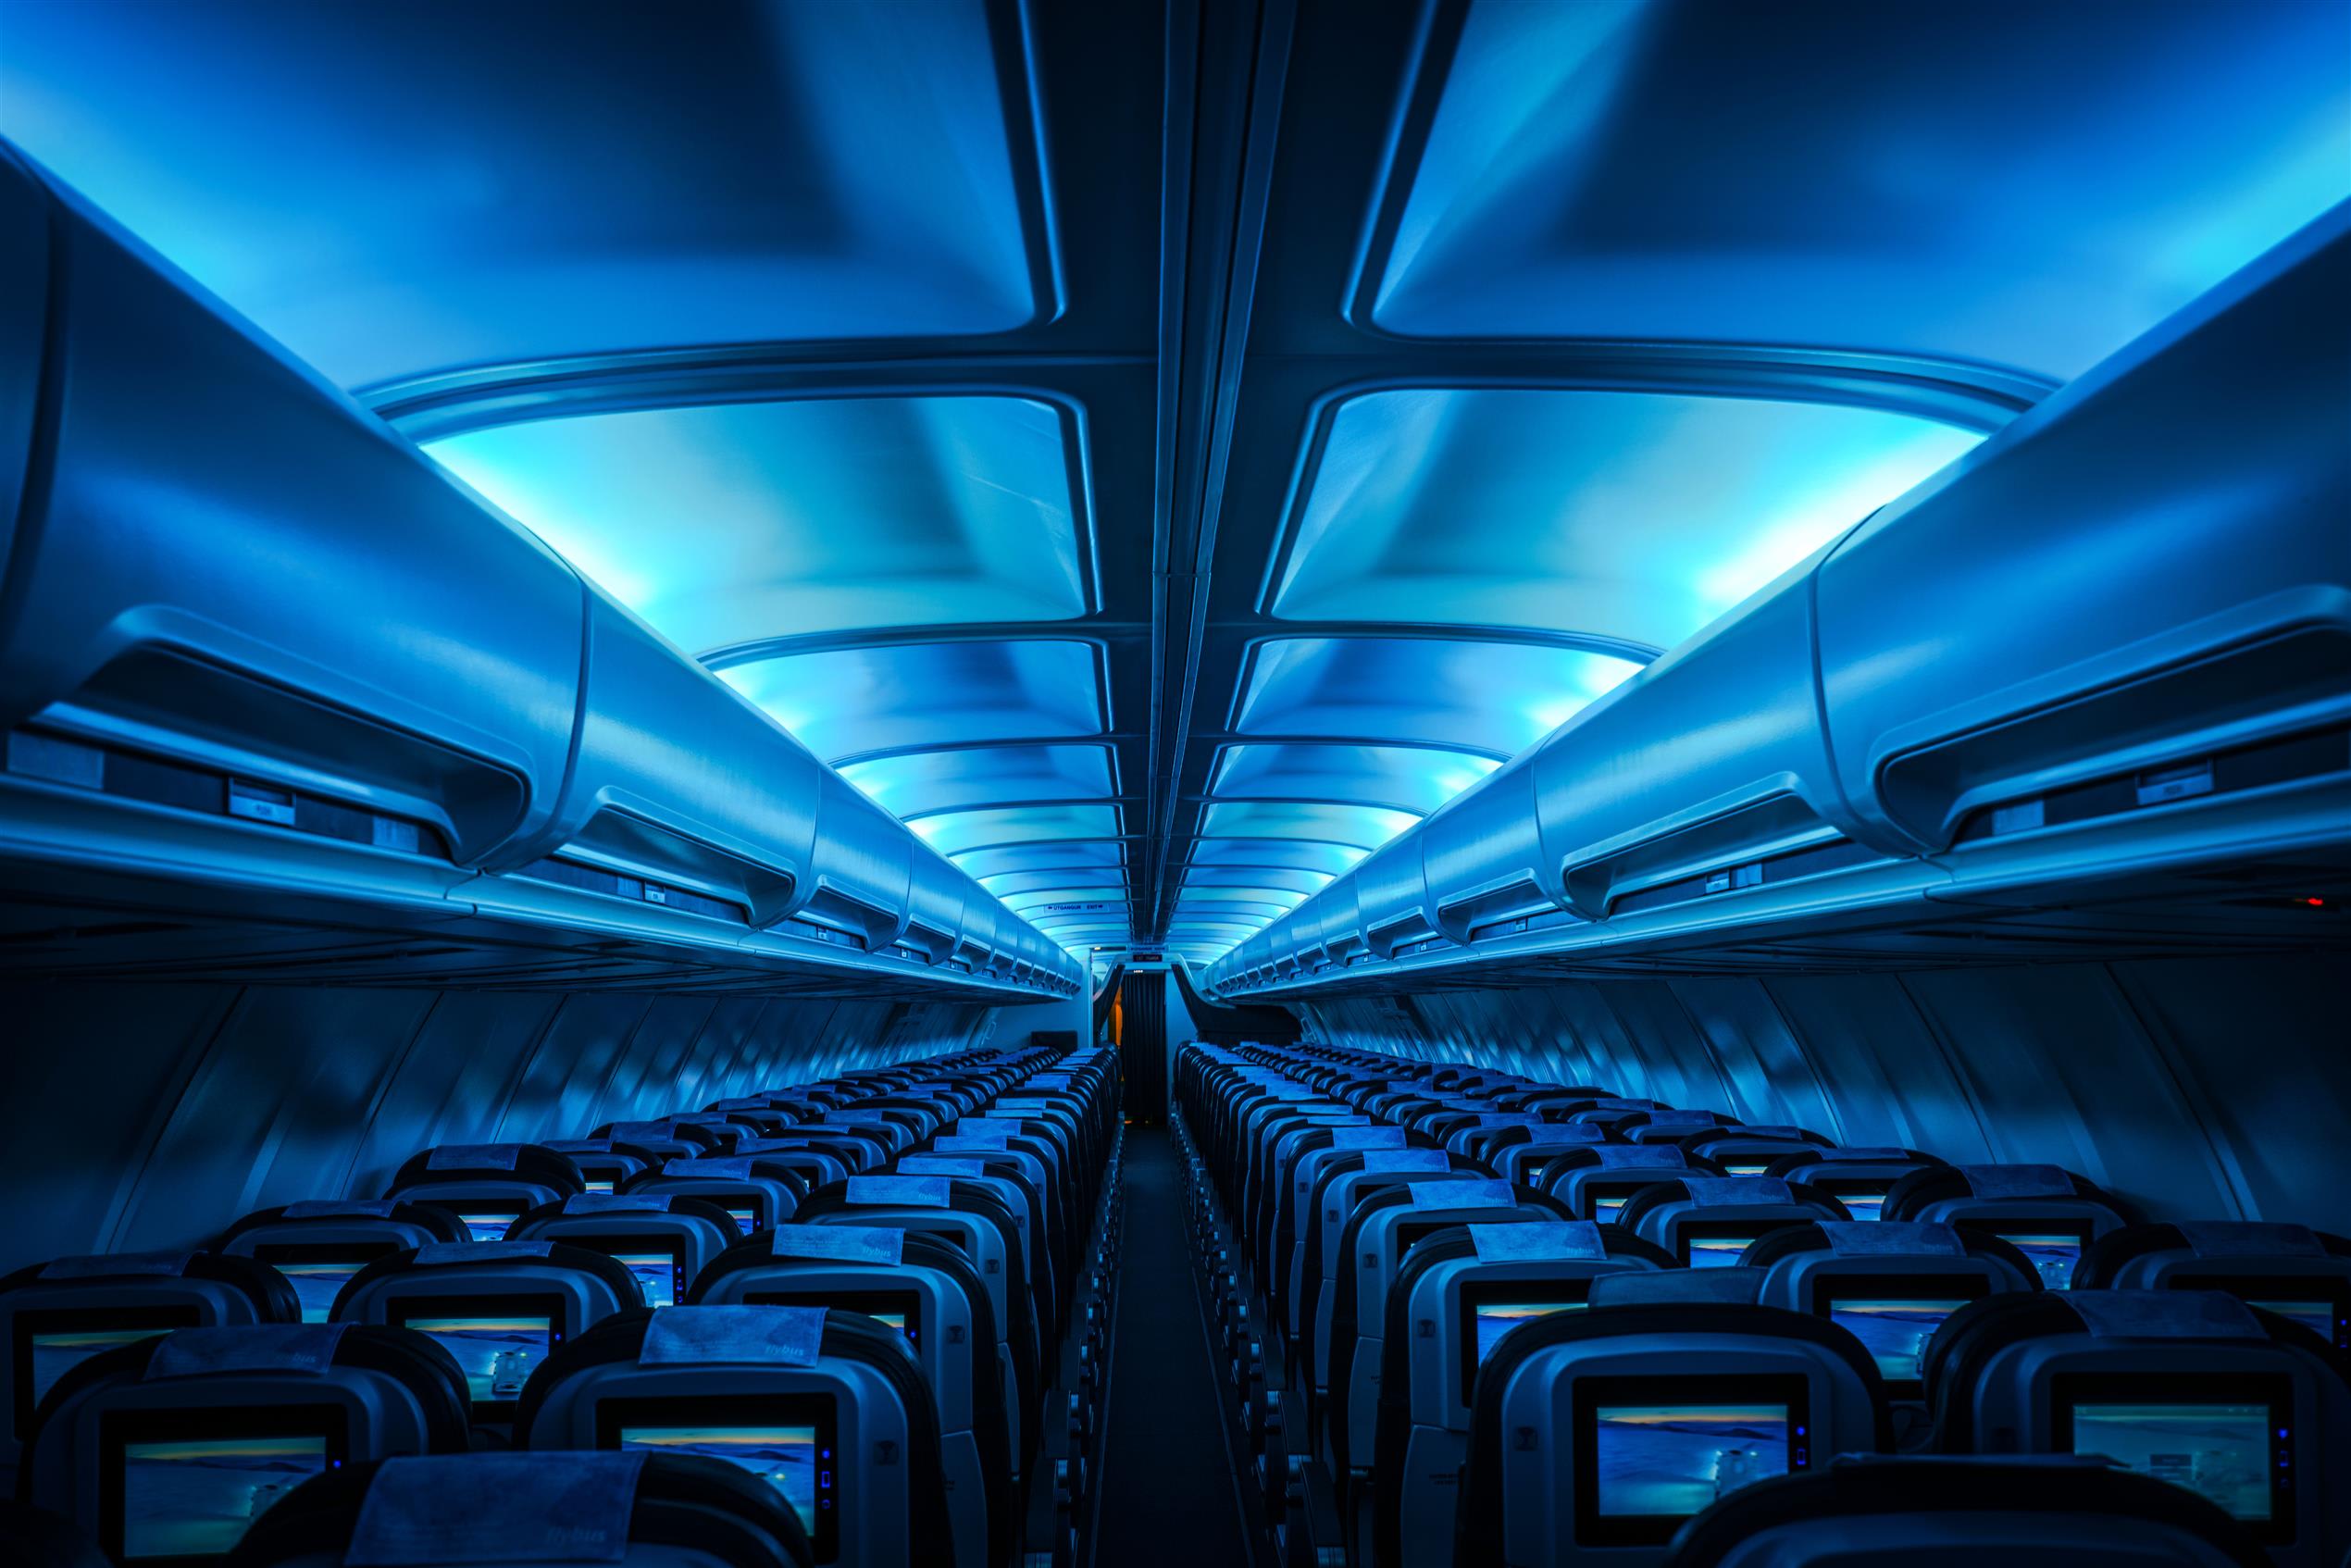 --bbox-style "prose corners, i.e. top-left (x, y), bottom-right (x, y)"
top-left (1233, 638), bottom-right (1639, 754)
top-left (721, 640), bottom-right (1104, 764)
top-left (1209, 742), bottom-right (1498, 815)
top-left (1366, 0), bottom-right (2349, 380)
top-left (983, 868), bottom-right (1131, 899)
top-left (916, 803), bottom-right (1122, 857)
top-left (1185, 838), bottom-right (1370, 877)
top-left (428, 396), bottom-right (1086, 652)
top-left (1001, 887), bottom-right (1127, 913)
top-left (1195, 801), bottom-right (1418, 847)
top-left (1177, 866), bottom-right (1335, 896)
top-left (964, 842), bottom-right (1127, 882)
top-left (0, 0), bottom-right (1047, 385)
top-left (842, 744), bottom-right (1115, 819)
top-left (1274, 390), bottom-right (1982, 644)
